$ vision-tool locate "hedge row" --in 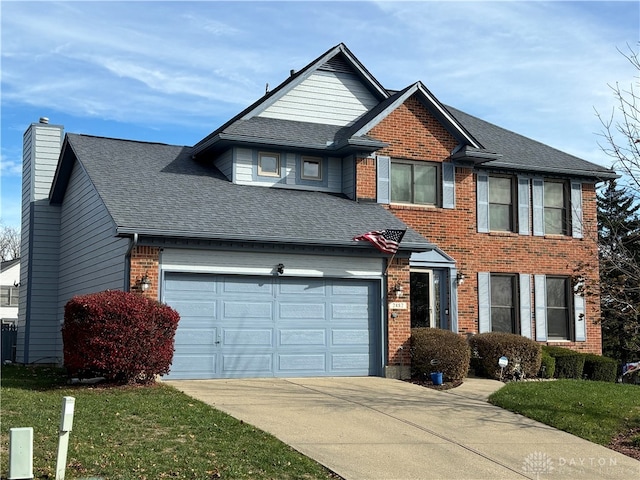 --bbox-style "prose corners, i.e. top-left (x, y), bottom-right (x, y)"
top-left (465, 336), bottom-right (618, 382)
top-left (543, 346), bottom-right (618, 382)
